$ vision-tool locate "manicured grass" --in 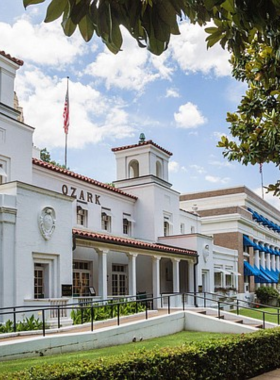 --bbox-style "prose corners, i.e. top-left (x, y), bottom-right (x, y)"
top-left (0, 331), bottom-right (232, 375)
top-left (233, 307), bottom-right (280, 324)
